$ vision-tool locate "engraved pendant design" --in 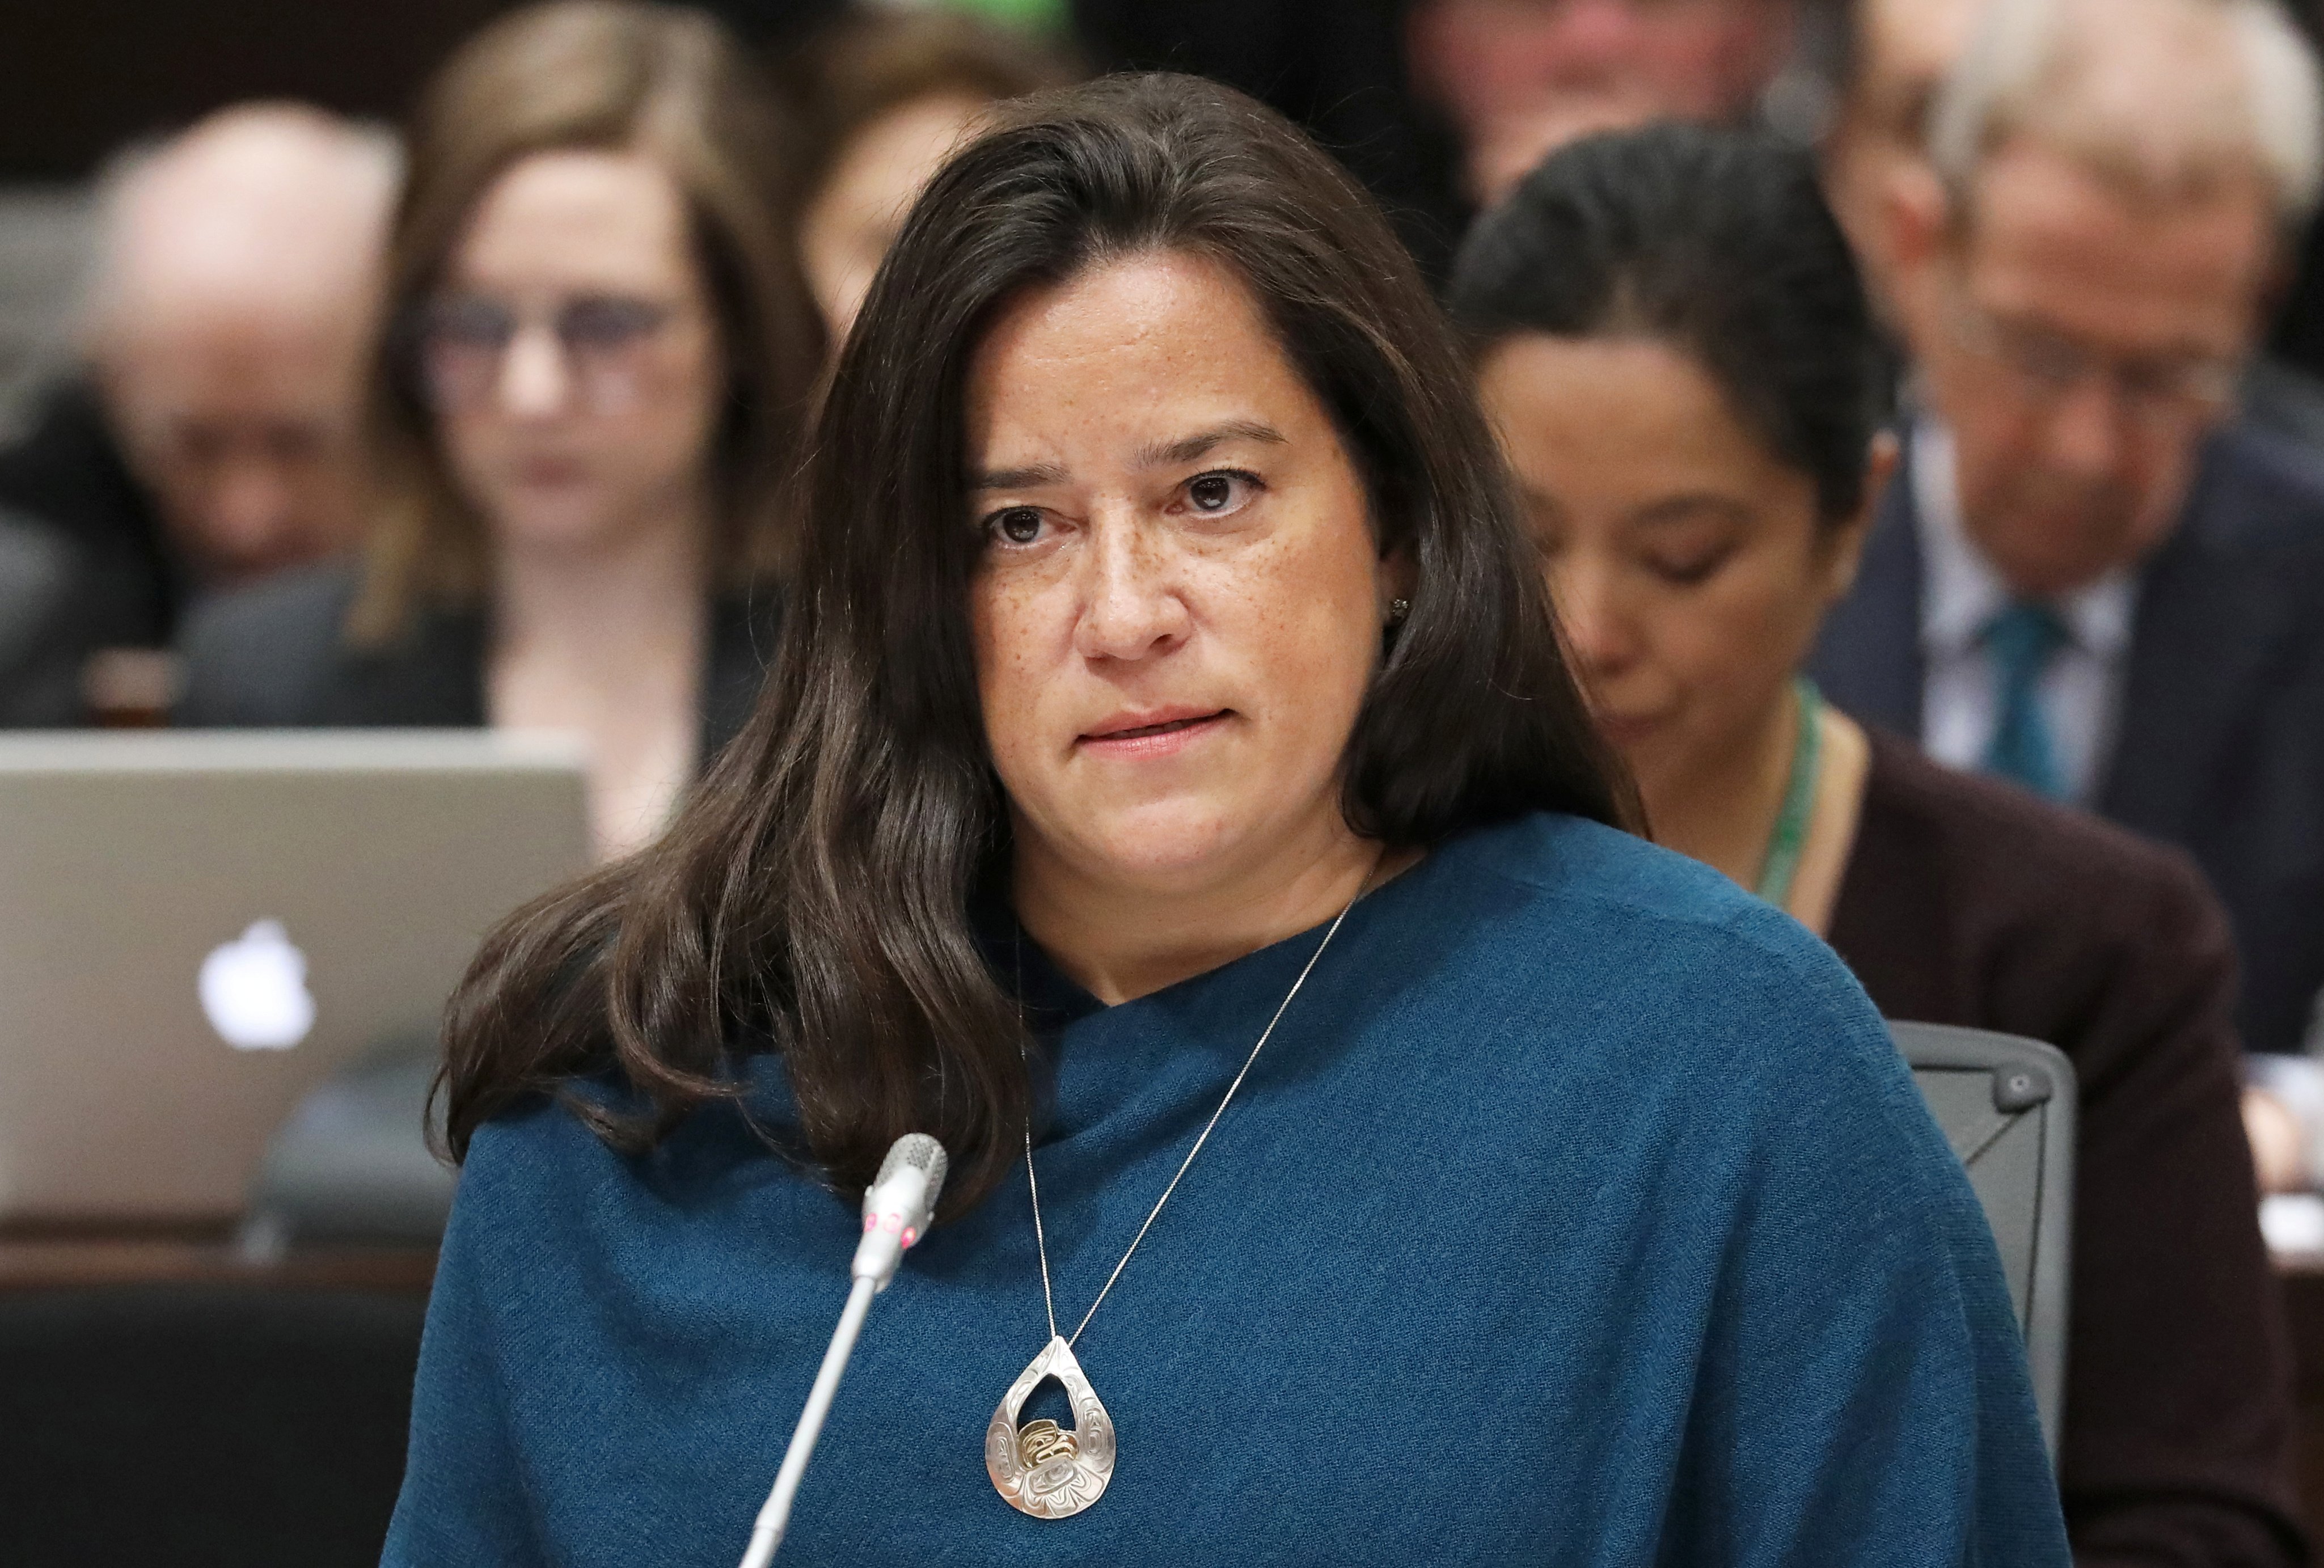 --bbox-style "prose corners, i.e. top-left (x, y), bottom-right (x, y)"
top-left (986, 1335), bottom-right (1116, 1518)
